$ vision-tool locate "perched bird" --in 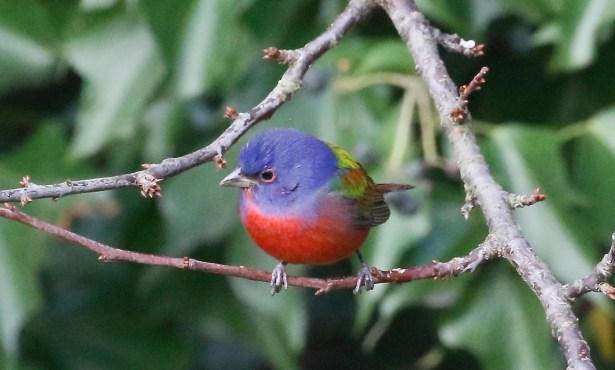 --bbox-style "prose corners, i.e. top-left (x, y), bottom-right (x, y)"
top-left (220, 128), bottom-right (411, 294)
